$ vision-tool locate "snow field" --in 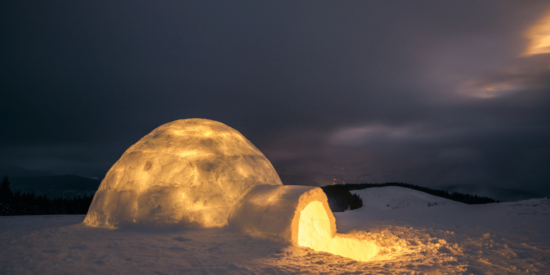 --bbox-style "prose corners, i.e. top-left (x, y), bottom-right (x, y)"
top-left (1, 186), bottom-right (549, 274)
top-left (336, 187), bottom-right (550, 273)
